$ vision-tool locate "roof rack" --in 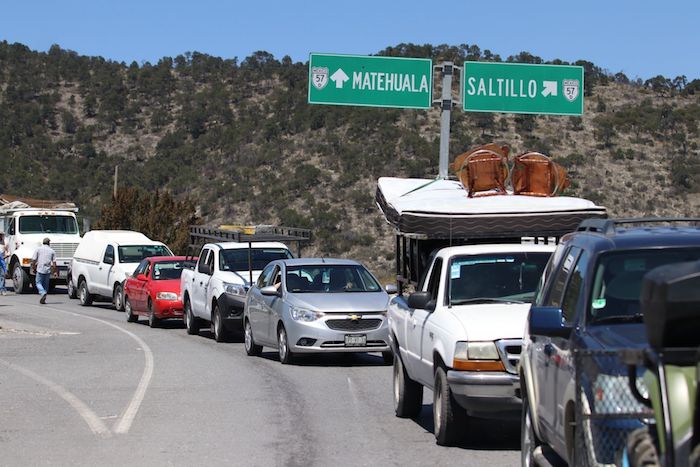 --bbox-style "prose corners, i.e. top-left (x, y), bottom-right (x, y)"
top-left (188, 225), bottom-right (312, 257)
top-left (577, 218), bottom-right (700, 236)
